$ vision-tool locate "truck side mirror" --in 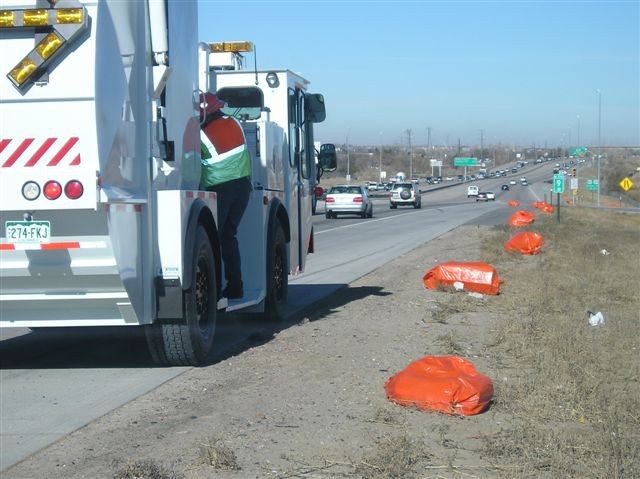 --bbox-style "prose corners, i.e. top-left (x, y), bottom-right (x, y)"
top-left (318, 143), bottom-right (337, 172)
top-left (306, 93), bottom-right (326, 123)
